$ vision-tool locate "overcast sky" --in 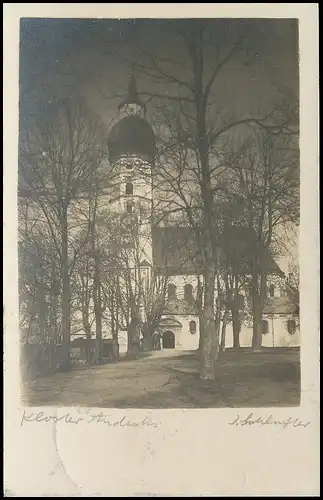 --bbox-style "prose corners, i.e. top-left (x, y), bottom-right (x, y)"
top-left (20, 18), bottom-right (299, 126)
